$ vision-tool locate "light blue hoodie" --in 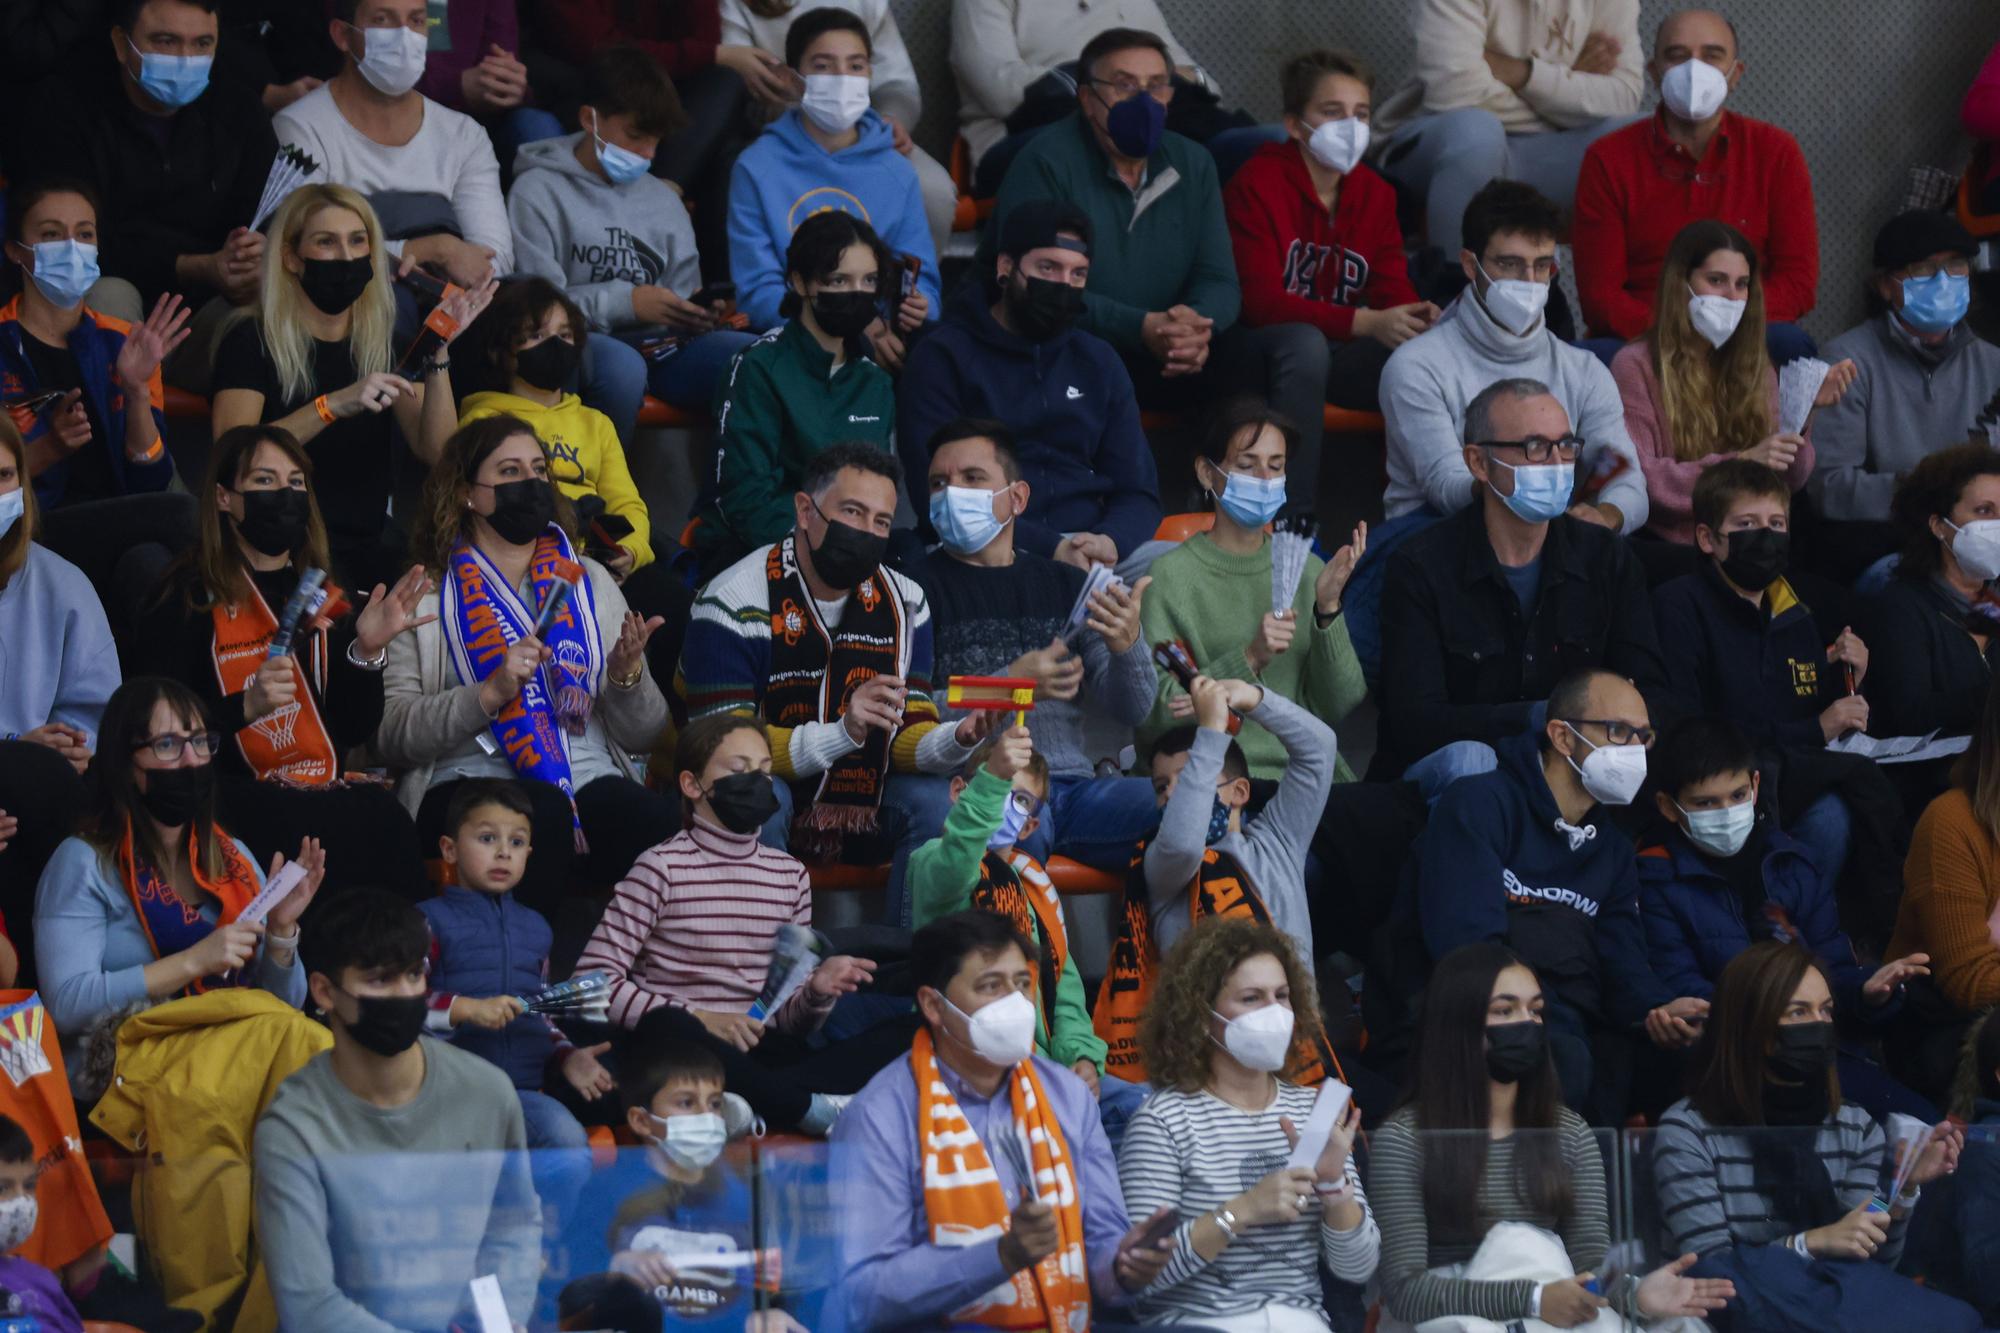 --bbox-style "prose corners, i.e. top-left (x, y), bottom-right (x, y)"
top-left (726, 107), bottom-right (942, 331)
